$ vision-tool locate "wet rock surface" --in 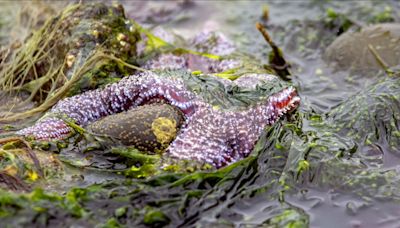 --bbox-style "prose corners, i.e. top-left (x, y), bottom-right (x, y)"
top-left (324, 23), bottom-right (400, 71)
top-left (87, 104), bottom-right (184, 153)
